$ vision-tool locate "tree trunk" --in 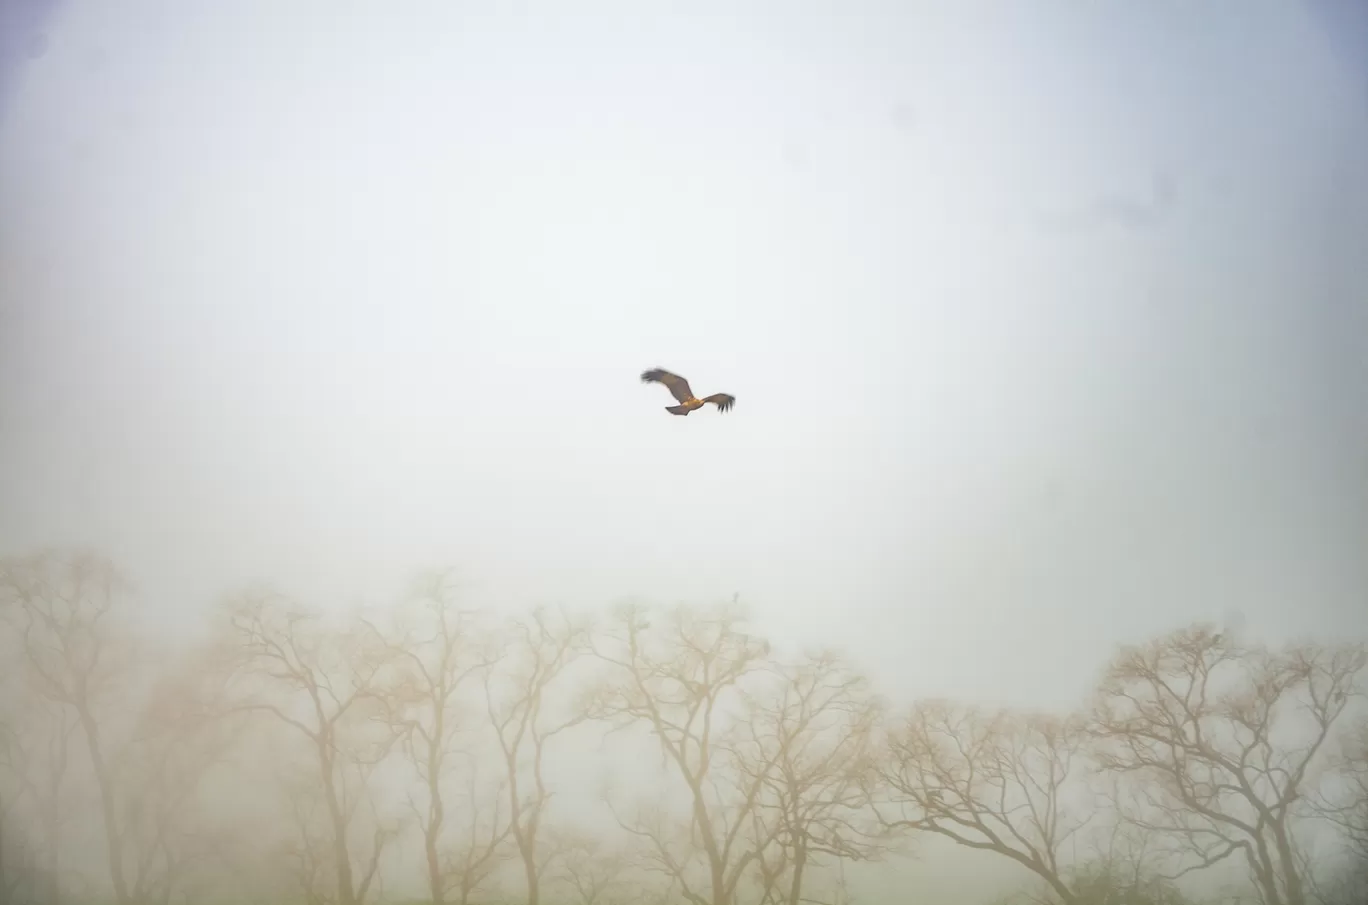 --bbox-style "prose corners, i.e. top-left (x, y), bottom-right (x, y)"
top-left (77, 704), bottom-right (129, 905)
top-left (687, 780), bottom-right (728, 905)
top-left (1248, 832), bottom-right (1283, 905)
top-left (709, 859), bottom-right (728, 905)
top-left (505, 755), bottom-right (539, 905)
top-left (521, 843), bottom-right (539, 905)
top-left (46, 814), bottom-right (59, 905)
top-left (318, 742), bottom-right (357, 905)
top-left (786, 839), bottom-right (807, 905)
top-left (426, 736), bottom-right (446, 905)
top-left (0, 798), bottom-right (9, 905)
top-left (425, 829), bottom-right (443, 905)
top-left (1271, 819), bottom-right (1306, 905)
